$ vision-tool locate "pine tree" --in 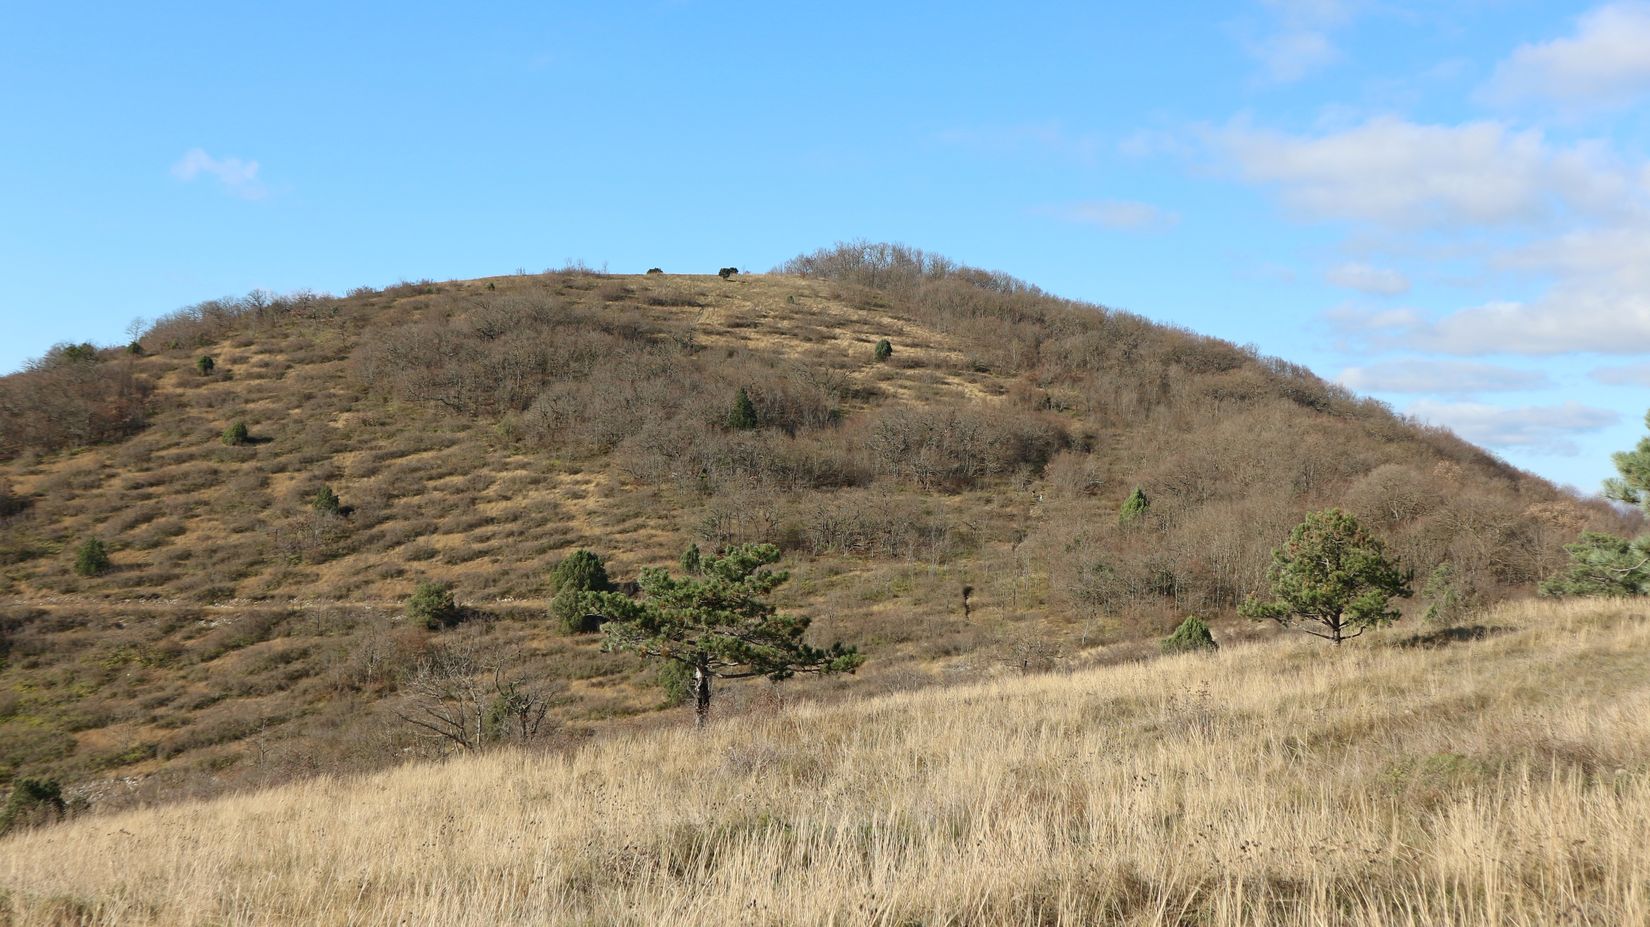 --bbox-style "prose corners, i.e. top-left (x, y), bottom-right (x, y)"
top-left (1239, 509), bottom-right (1411, 645)
top-left (222, 421), bottom-right (249, 446)
top-left (680, 542), bottom-right (702, 575)
top-left (1542, 533), bottom-right (1650, 597)
top-left (1119, 487), bottom-right (1150, 526)
top-left (1161, 616), bottom-right (1218, 655)
top-left (874, 339), bottom-right (893, 362)
top-left (1547, 410), bottom-right (1650, 598)
top-left (728, 387), bottom-right (758, 430)
top-left (550, 550), bottom-right (615, 633)
top-left (407, 580), bottom-right (461, 630)
top-left (311, 485), bottom-right (342, 515)
top-left (196, 355), bottom-right (216, 376)
top-left (584, 544), bottom-right (862, 726)
top-left (74, 538), bottom-right (110, 577)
